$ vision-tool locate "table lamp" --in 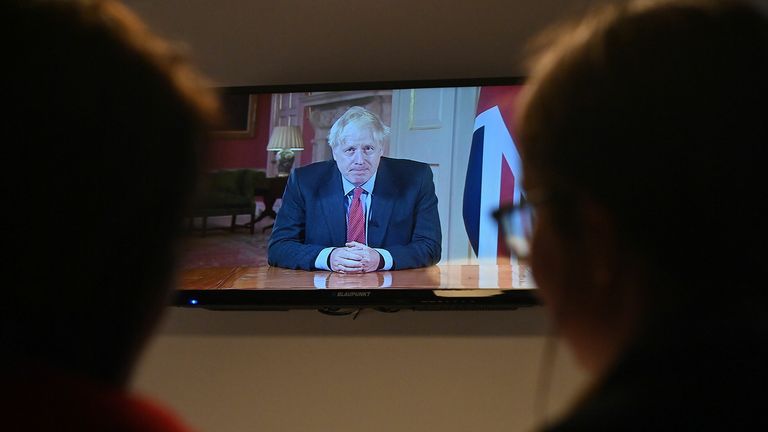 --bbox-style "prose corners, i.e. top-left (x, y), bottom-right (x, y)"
top-left (267, 125), bottom-right (304, 176)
